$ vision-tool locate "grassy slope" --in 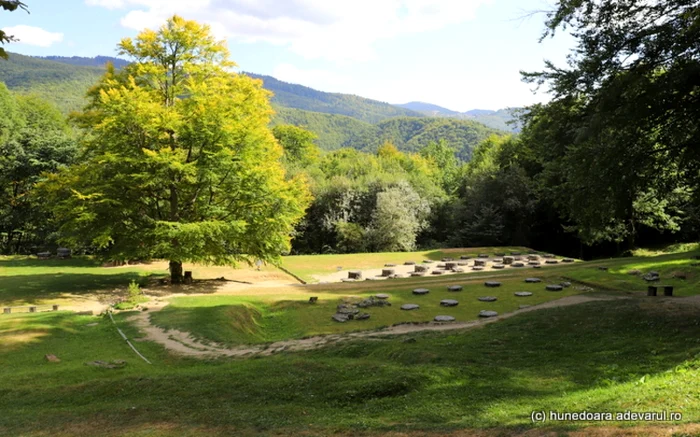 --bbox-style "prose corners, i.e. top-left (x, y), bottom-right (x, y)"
top-left (153, 247), bottom-right (700, 345)
top-left (0, 299), bottom-right (698, 436)
top-left (1, 247), bottom-right (699, 435)
top-left (151, 267), bottom-right (586, 346)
